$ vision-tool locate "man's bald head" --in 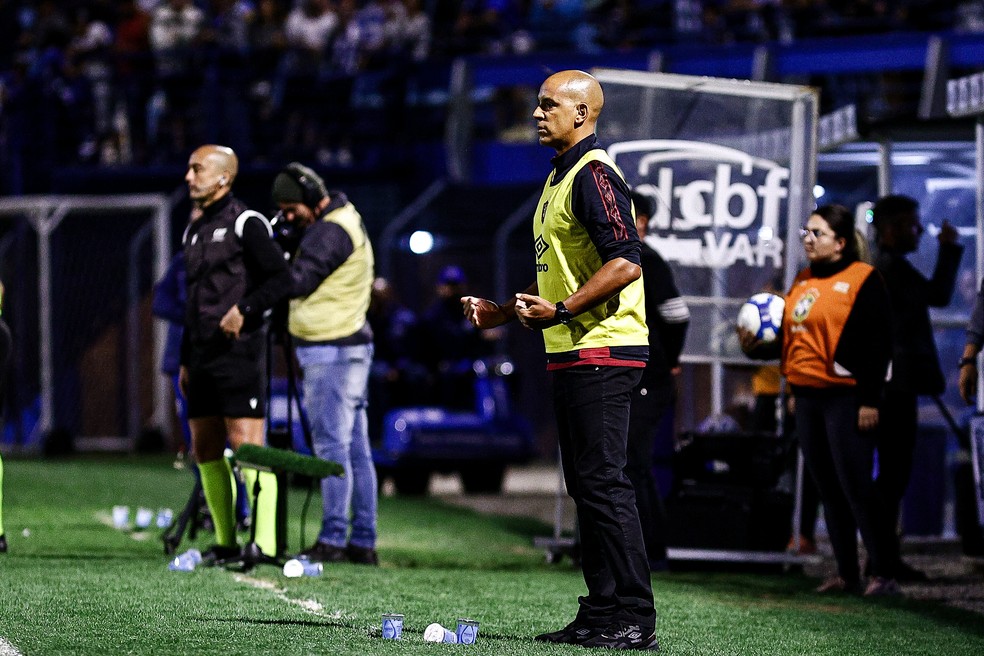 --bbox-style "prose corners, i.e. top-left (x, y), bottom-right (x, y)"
top-left (534, 70), bottom-right (605, 155)
top-left (193, 145), bottom-right (238, 180)
top-left (186, 145), bottom-right (238, 208)
top-left (545, 70), bottom-right (604, 119)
